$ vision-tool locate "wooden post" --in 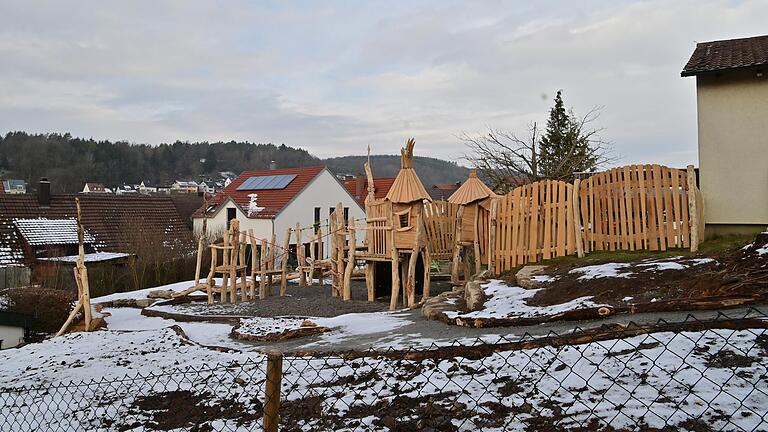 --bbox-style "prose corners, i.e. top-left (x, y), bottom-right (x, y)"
top-left (229, 221), bottom-right (239, 304)
top-left (406, 211), bottom-right (423, 307)
top-left (329, 212), bottom-right (338, 296)
top-left (343, 216), bottom-right (356, 301)
top-left (365, 262), bottom-right (375, 302)
top-left (472, 205), bottom-right (481, 275)
top-left (280, 228), bottom-right (291, 296)
top-left (451, 207), bottom-right (464, 285)
top-left (222, 223), bottom-right (230, 304)
top-left (56, 197), bottom-right (92, 336)
top-left (308, 231), bottom-right (316, 287)
top-left (296, 222), bottom-right (305, 286)
top-left (573, 178), bottom-right (585, 258)
top-left (488, 199), bottom-right (498, 276)
top-left (389, 212), bottom-right (400, 311)
top-left (269, 233), bottom-right (277, 296)
top-left (335, 202), bottom-right (345, 297)
top-left (260, 238), bottom-right (267, 299)
top-left (249, 230), bottom-right (257, 302)
top-left (263, 351), bottom-right (283, 432)
top-left (687, 165), bottom-right (700, 252)
top-left (207, 247), bottom-right (216, 304)
top-left (317, 226), bottom-right (324, 286)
